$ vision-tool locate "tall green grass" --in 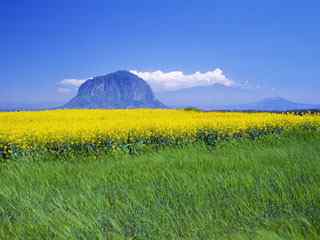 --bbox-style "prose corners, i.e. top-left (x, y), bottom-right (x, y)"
top-left (0, 130), bottom-right (320, 239)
